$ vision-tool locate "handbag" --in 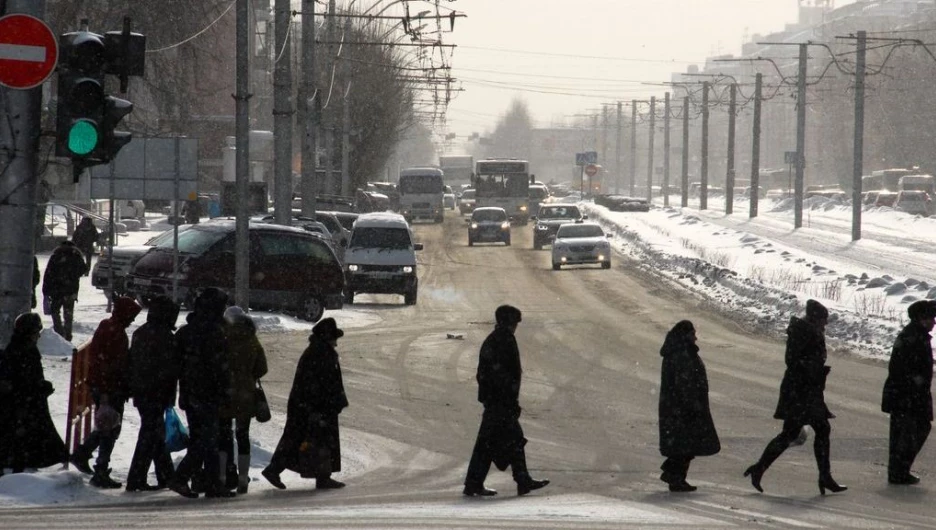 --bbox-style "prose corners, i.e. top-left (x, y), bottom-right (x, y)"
top-left (254, 380), bottom-right (271, 423)
top-left (164, 406), bottom-right (190, 453)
